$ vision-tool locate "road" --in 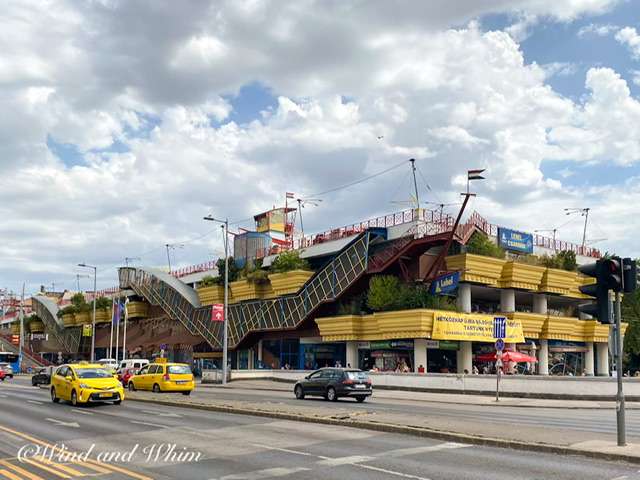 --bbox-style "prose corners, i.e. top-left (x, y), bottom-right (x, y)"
top-left (0, 380), bottom-right (640, 479)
